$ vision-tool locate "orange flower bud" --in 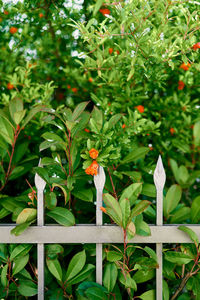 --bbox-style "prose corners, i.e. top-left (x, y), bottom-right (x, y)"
top-left (122, 124), bottom-right (126, 129)
top-left (192, 42), bottom-right (200, 50)
top-left (89, 148), bottom-right (99, 159)
top-left (180, 63), bottom-right (191, 71)
top-left (4, 10), bottom-right (9, 15)
top-left (170, 128), bottom-right (175, 135)
top-left (109, 48), bottom-right (113, 54)
top-left (39, 13), bottom-right (44, 18)
top-left (178, 80), bottom-right (185, 90)
top-left (9, 27), bottom-right (18, 34)
top-left (135, 105), bottom-right (144, 113)
top-left (72, 87), bottom-right (78, 93)
top-left (7, 82), bottom-right (14, 90)
top-left (84, 128), bottom-right (90, 133)
top-left (85, 166), bottom-right (92, 175)
top-left (100, 206), bottom-right (107, 213)
top-left (99, 8), bottom-right (110, 15)
top-left (88, 77), bottom-right (93, 83)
